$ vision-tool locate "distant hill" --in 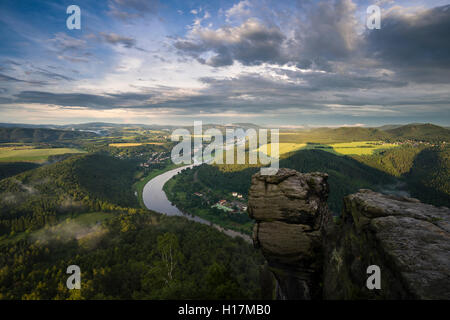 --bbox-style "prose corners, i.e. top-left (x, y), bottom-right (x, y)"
top-left (376, 124), bottom-right (405, 131)
top-left (385, 123), bottom-right (450, 142)
top-left (327, 127), bottom-right (390, 141)
top-left (0, 127), bottom-right (96, 143)
top-left (280, 127), bottom-right (390, 143)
